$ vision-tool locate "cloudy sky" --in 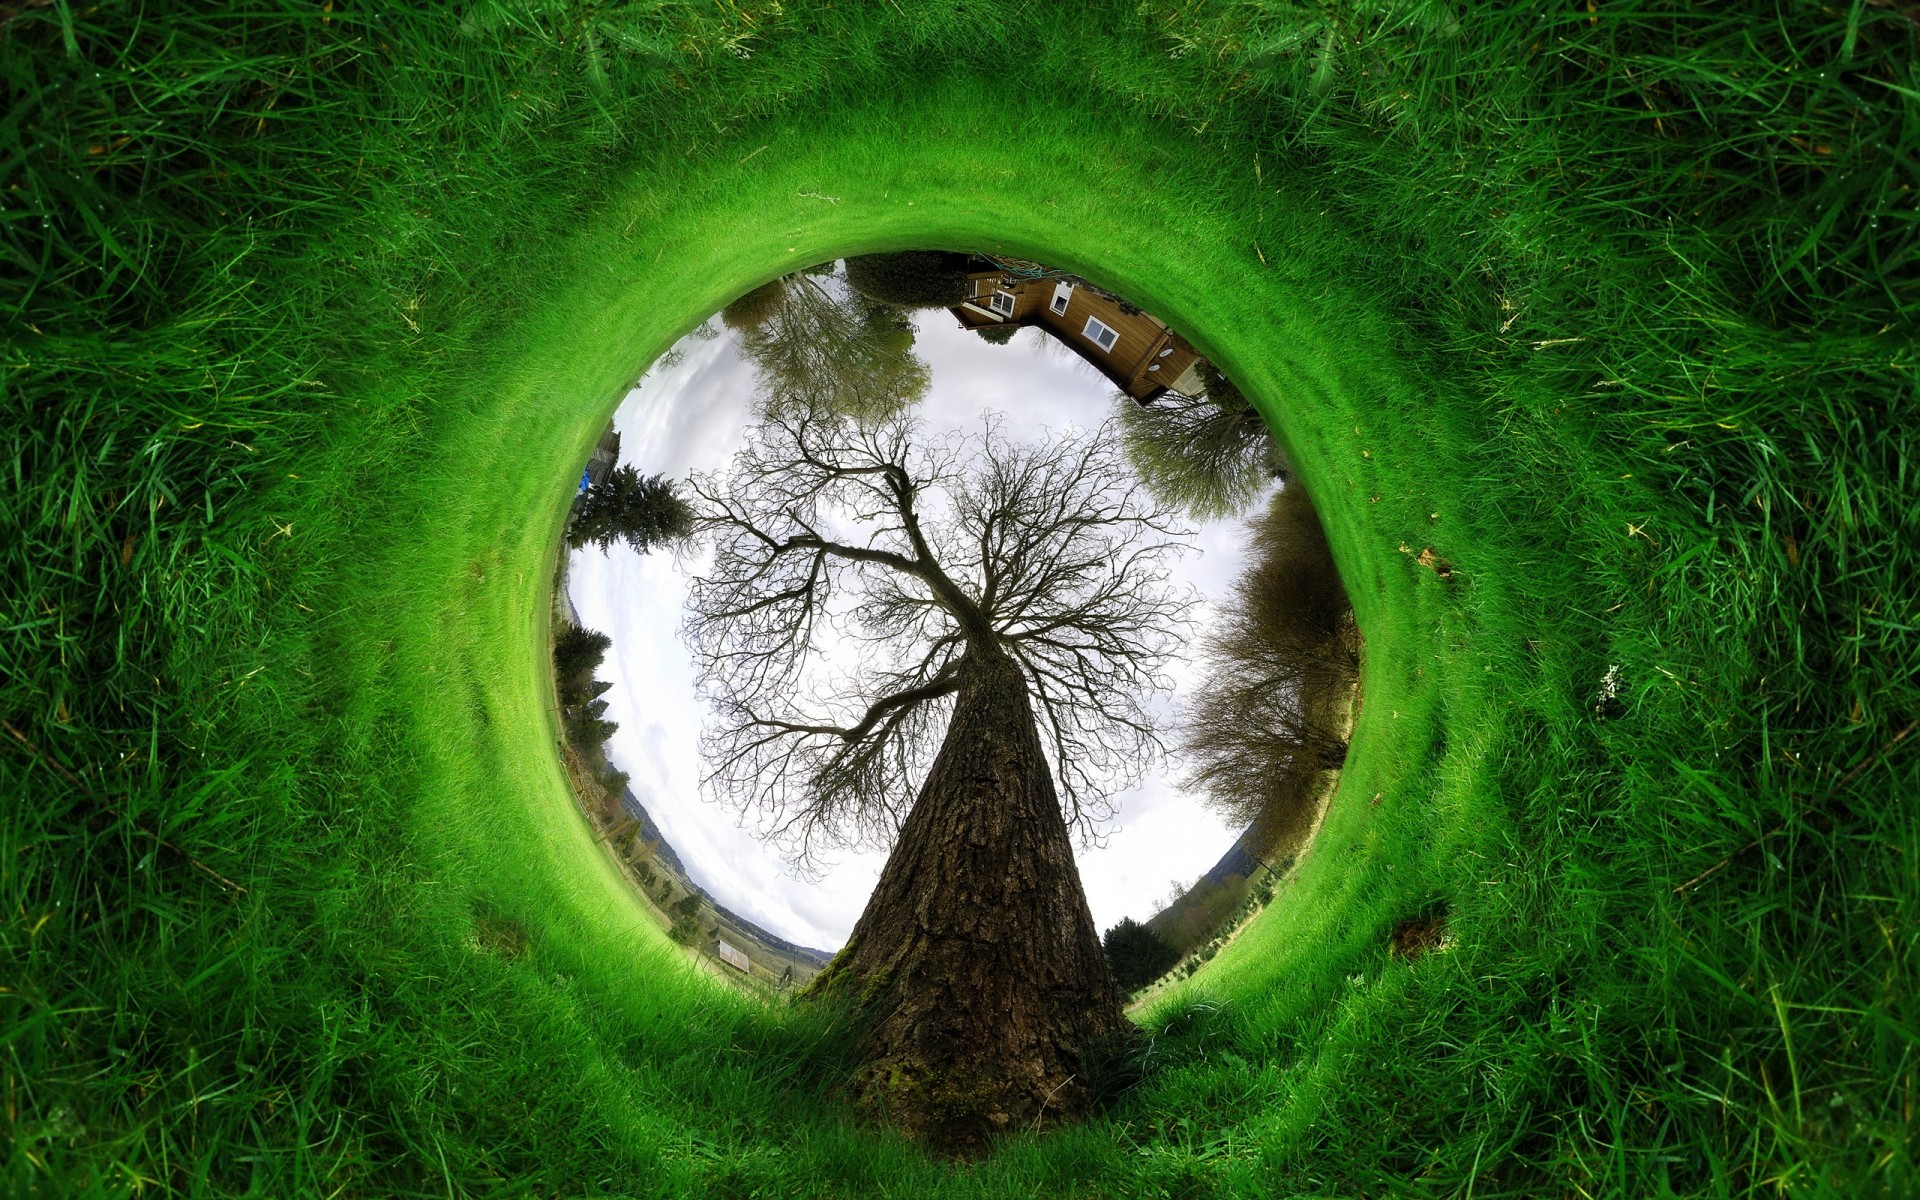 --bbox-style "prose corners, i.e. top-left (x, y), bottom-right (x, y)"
top-left (568, 284), bottom-right (1262, 952)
